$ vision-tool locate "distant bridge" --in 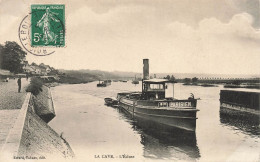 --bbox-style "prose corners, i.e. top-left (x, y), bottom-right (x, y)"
top-left (176, 78), bottom-right (260, 84)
